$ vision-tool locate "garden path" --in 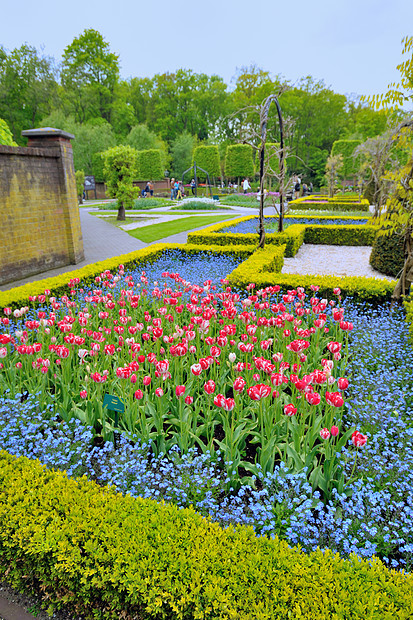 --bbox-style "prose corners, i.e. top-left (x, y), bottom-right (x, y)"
top-left (0, 203), bottom-right (392, 291)
top-left (282, 244), bottom-right (395, 280)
